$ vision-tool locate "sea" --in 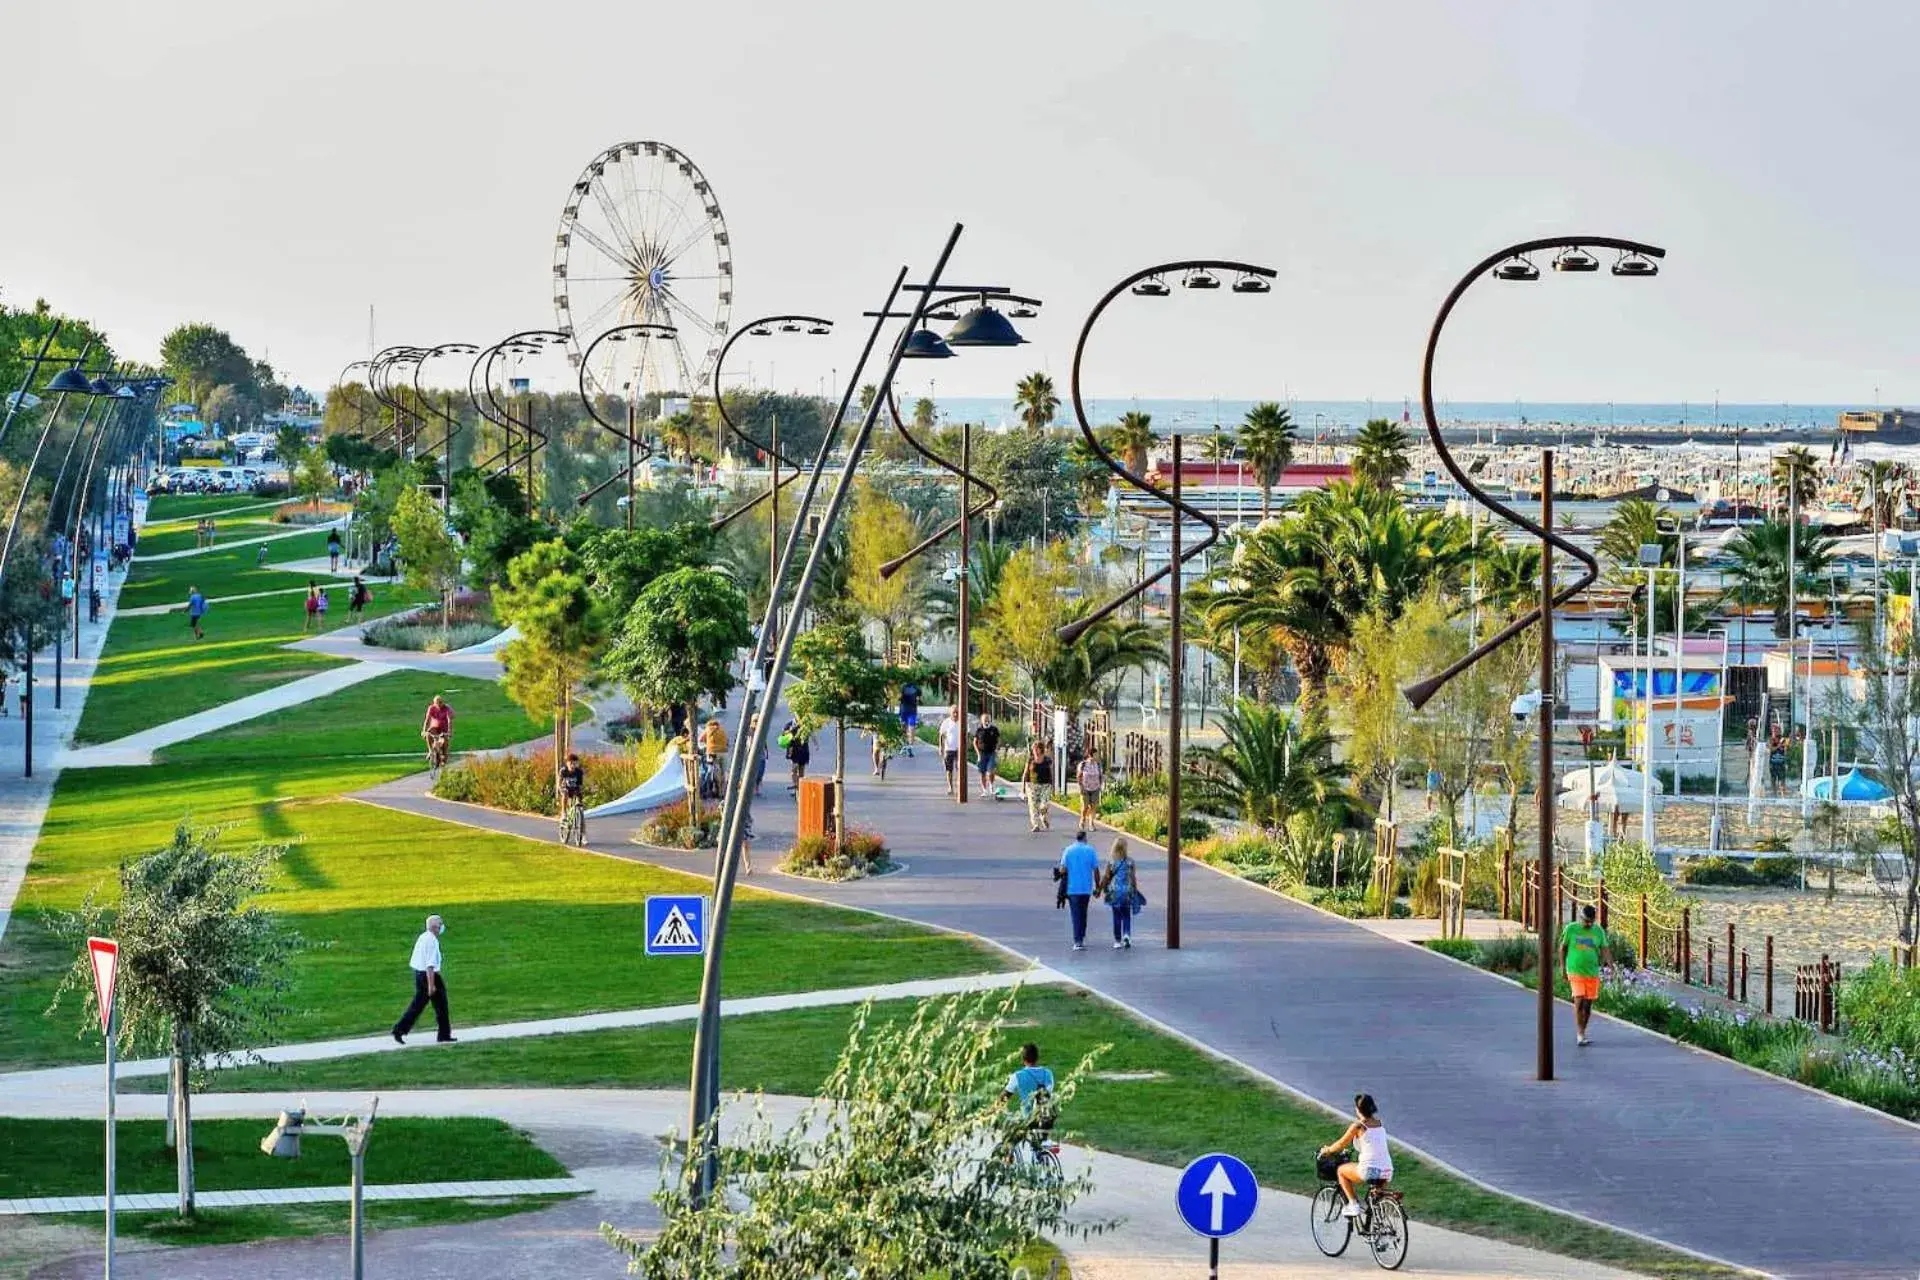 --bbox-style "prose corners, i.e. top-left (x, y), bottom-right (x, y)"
top-left (923, 398), bottom-right (1863, 435)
